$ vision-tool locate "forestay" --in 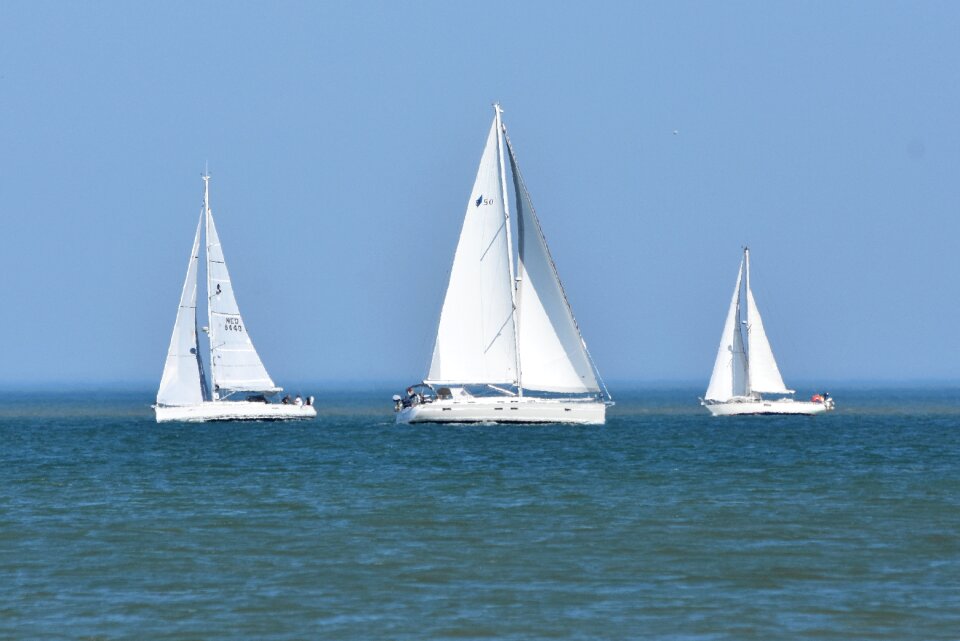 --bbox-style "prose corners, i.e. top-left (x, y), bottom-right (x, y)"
top-left (704, 261), bottom-right (748, 402)
top-left (205, 207), bottom-right (278, 394)
top-left (507, 139), bottom-right (599, 394)
top-left (157, 213), bottom-right (207, 406)
top-left (427, 117), bottom-right (518, 386)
